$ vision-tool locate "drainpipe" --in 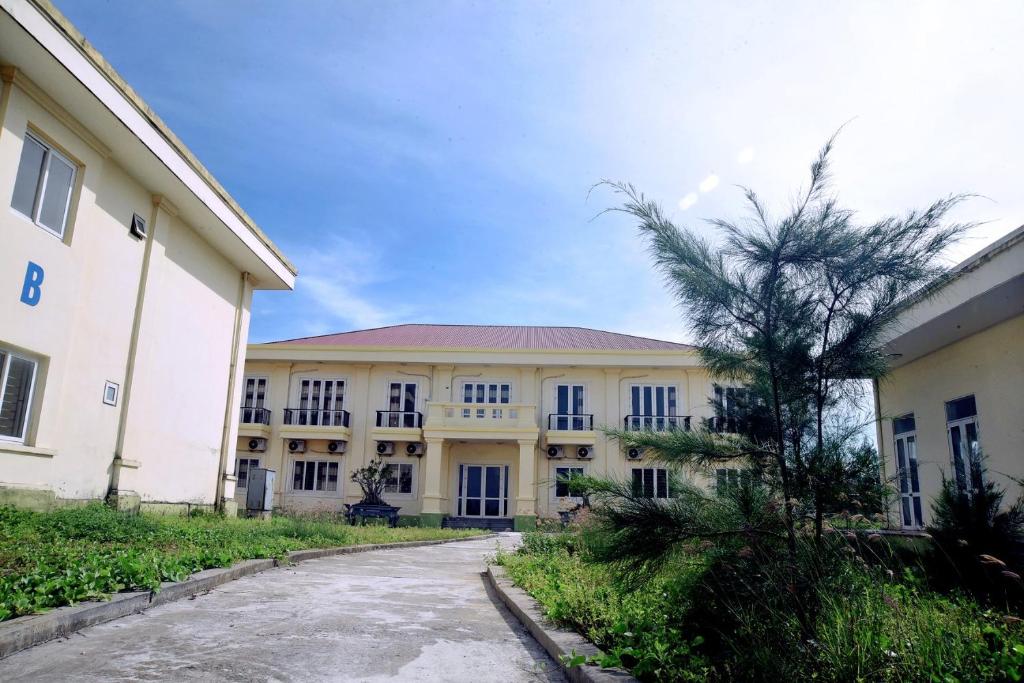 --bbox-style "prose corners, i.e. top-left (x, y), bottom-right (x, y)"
top-left (872, 377), bottom-right (891, 528)
top-left (215, 272), bottom-right (250, 511)
top-left (108, 196), bottom-right (162, 503)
